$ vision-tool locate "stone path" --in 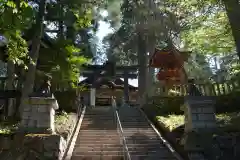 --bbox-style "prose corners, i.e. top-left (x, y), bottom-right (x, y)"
top-left (71, 106), bottom-right (123, 160)
top-left (118, 106), bottom-right (181, 160)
